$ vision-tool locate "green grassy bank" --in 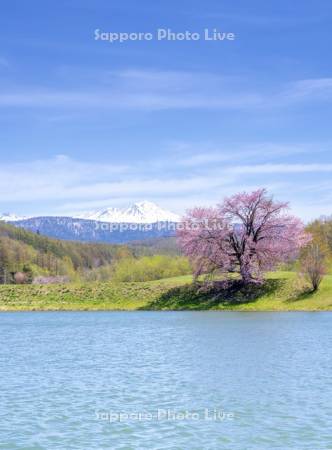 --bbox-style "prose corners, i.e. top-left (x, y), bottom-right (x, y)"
top-left (0, 271), bottom-right (331, 311)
